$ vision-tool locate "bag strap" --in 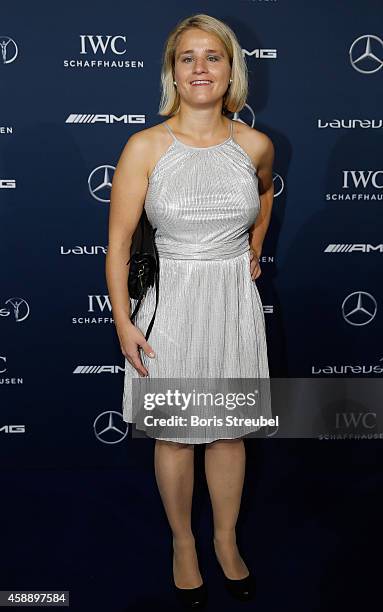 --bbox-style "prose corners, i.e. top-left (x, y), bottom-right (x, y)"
top-left (129, 287), bottom-right (145, 321)
top-left (144, 235), bottom-right (160, 340)
top-left (129, 231), bottom-right (160, 341)
top-left (129, 270), bottom-right (158, 340)
top-left (144, 266), bottom-right (159, 340)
